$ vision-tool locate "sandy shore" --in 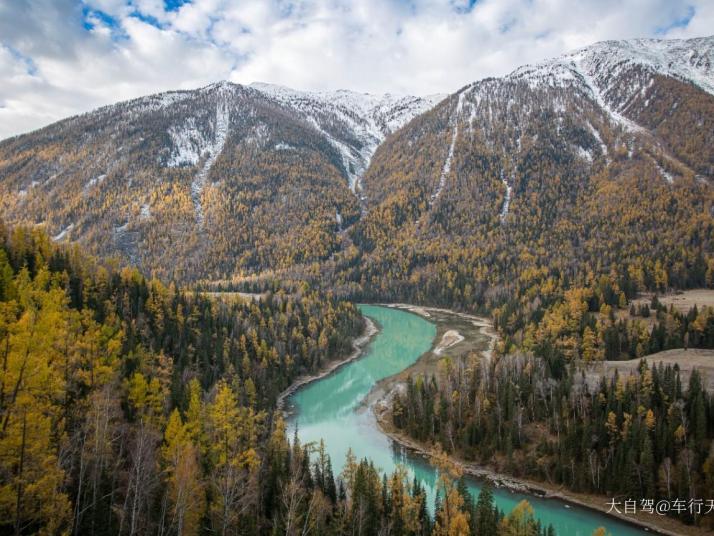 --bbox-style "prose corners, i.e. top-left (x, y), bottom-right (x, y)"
top-left (383, 303), bottom-right (498, 361)
top-left (433, 329), bottom-right (465, 355)
top-left (276, 316), bottom-right (378, 411)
